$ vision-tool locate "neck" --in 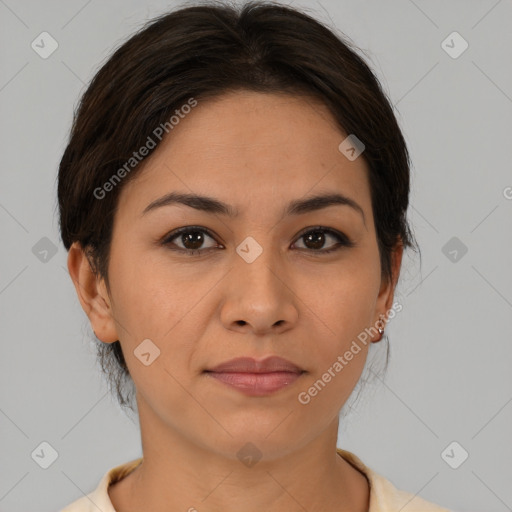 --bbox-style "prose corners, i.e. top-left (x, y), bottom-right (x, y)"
top-left (109, 398), bottom-right (369, 512)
